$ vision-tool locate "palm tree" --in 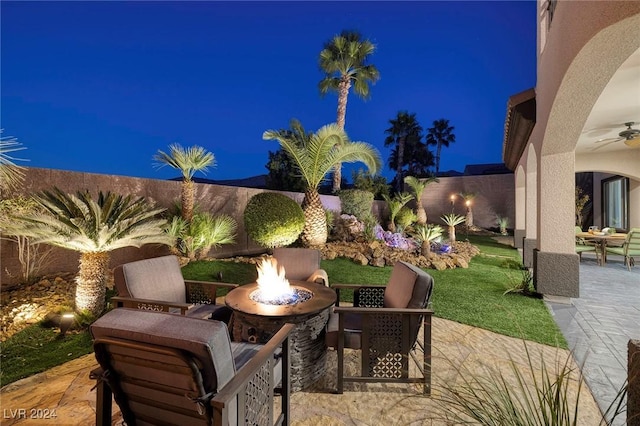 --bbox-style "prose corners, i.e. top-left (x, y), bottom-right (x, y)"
top-left (153, 144), bottom-right (215, 222)
top-left (459, 191), bottom-right (477, 228)
top-left (441, 213), bottom-right (466, 244)
top-left (382, 192), bottom-right (412, 233)
top-left (412, 224), bottom-right (443, 256)
top-left (426, 119), bottom-right (456, 174)
top-left (0, 133), bottom-right (26, 195)
top-left (4, 188), bottom-right (171, 317)
top-left (318, 30), bottom-right (380, 193)
top-left (263, 122), bottom-right (381, 246)
top-left (384, 111), bottom-right (424, 193)
top-left (404, 175), bottom-right (439, 225)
